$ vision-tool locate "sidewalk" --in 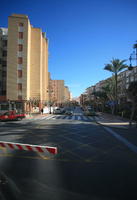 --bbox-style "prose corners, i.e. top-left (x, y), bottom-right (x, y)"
top-left (95, 112), bottom-right (137, 129)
